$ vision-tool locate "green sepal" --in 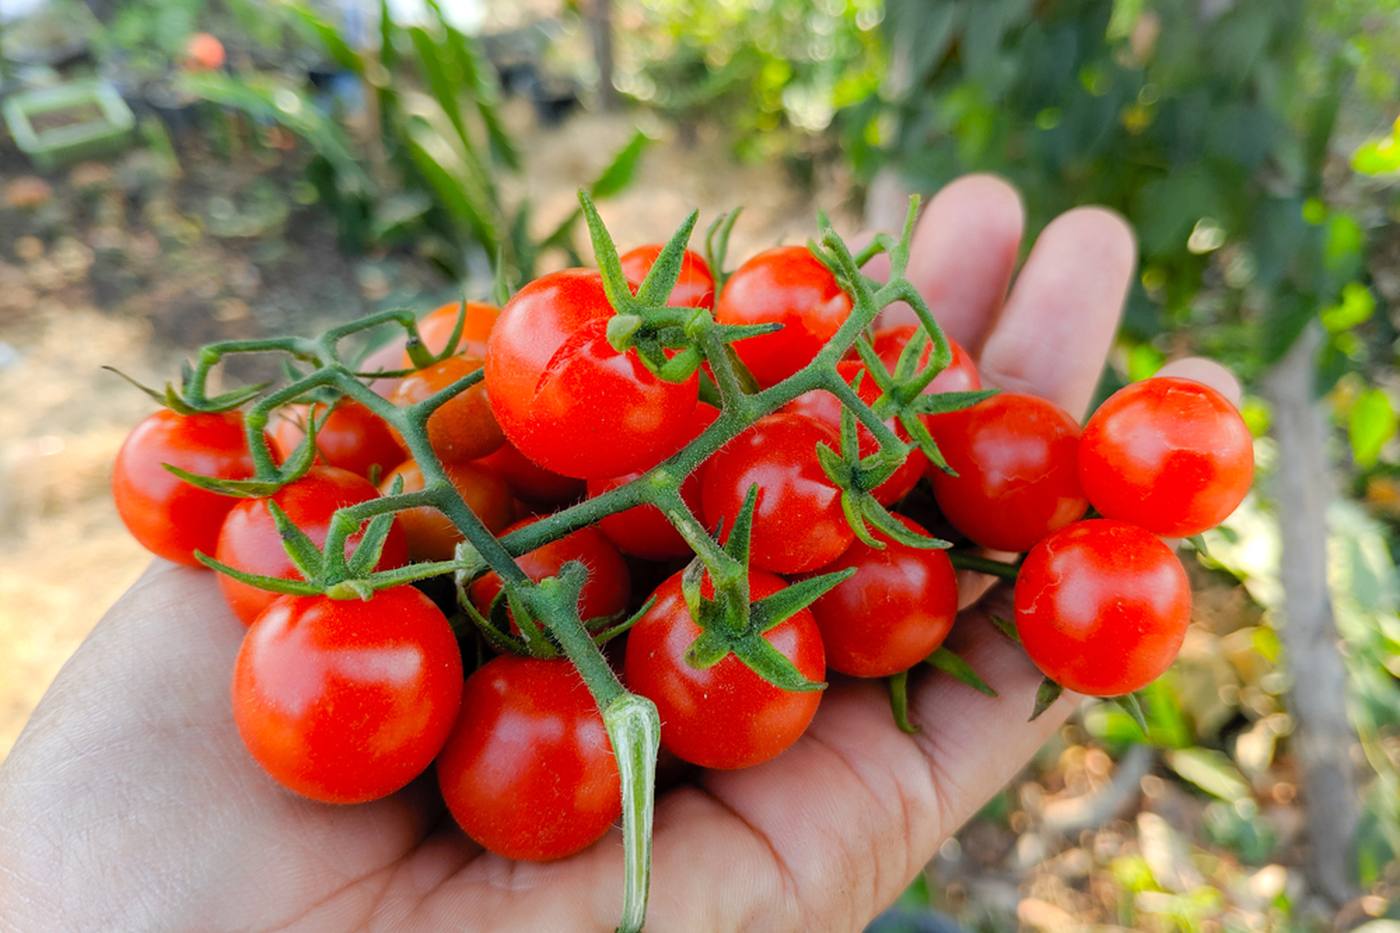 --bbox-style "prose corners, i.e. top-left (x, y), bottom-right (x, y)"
top-left (1114, 692), bottom-right (1149, 734)
top-left (750, 567), bottom-right (854, 633)
top-left (657, 345), bottom-right (703, 382)
top-left (925, 647), bottom-right (997, 697)
top-left (346, 510), bottom-right (397, 577)
top-left (458, 581), bottom-right (531, 656)
top-left (988, 614), bottom-right (1021, 644)
top-left (704, 207), bottom-right (742, 292)
top-left (729, 632), bottom-right (826, 692)
top-left (711, 321), bottom-right (784, 342)
top-left (852, 337), bottom-right (896, 392)
top-left (1030, 678), bottom-right (1065, 721)
top-left (816, 442), bottom-right (853, 487)
top-left (888, 670), bottom-right (919, 734)
top-left (633, 209), bottom-right (699, 309)
top-left (721, 485), bottom-right (760, 565)
top-left (590, 595), bottom-right (656, 646)
top-left (683, 628), bottom-right (732, 670)
top-left (901, 410), bottom-right (954, 476)
top-left (265, 499), bottom-right (326, 581)
top-left (840, 491), bottom-right (881, 548)
top-left (859, 496), bottom-right (949, 549)
top-left (680, 557), bottom-right (706, 623)
top-left (912, 389), bottom-right (1000, 416)
top-left (892, 325), bottom-right (930, 382)
top-left (194, 551), bottom-right (323, 596)
top-left (104, 366), bottom-right (268, 415)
